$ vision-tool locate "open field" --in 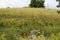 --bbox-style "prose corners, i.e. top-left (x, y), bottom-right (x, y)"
top-left (0, 8), bottom-right (60, 40)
